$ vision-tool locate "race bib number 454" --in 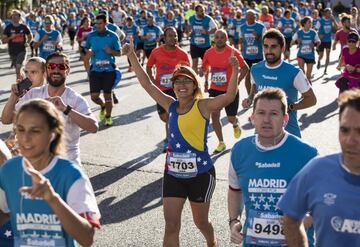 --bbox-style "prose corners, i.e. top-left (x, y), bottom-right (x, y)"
top-left (167, 152), bottom-right (197, 178)
top-left (245, 210), bottom-right (286, 246)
